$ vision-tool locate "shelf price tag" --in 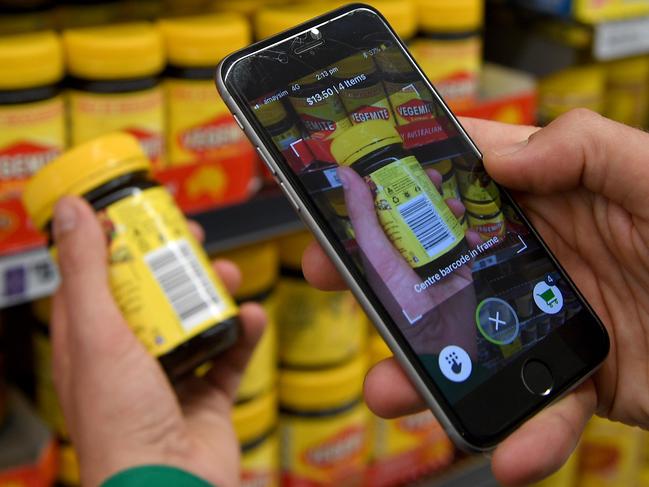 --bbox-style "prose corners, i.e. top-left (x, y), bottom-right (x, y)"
top-left (594, 16), bottom-right (649, 60)
top-left (0, 248), bottom-right (59, 308)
